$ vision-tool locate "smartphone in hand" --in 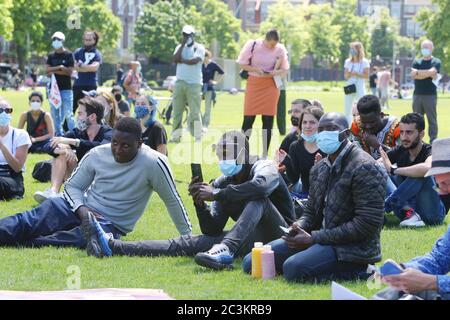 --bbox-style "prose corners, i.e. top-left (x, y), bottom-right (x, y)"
top-left (280, 226), bottom-right (298, 237)
top-left (379, 259), bottom-right (404, 276)
top-left (191, 163), bottom-right (203, 182)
